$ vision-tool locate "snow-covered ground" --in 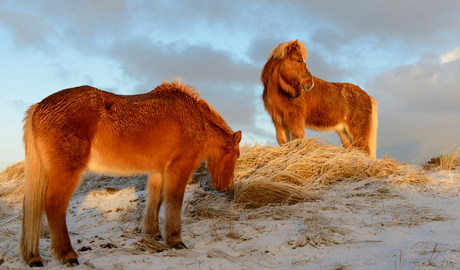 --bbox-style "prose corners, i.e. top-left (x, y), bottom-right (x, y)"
top-left (1, 169), bottom-right (460, 269)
